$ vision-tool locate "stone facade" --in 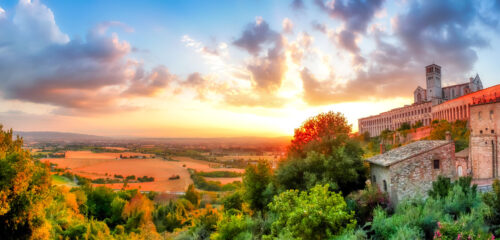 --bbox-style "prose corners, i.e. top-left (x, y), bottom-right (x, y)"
top-left (455, 148), bottom-right (469, 177)
top-left (359, 63), bottom-right (484, 137)
top-left (469, 96), bottom-right (500, 183)
top-left (367, 140), bottom-right (456, 205)
top-left (432, 84), bottom-right (500, 123)
top-left (359, 102), bottom-right (432, 137)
